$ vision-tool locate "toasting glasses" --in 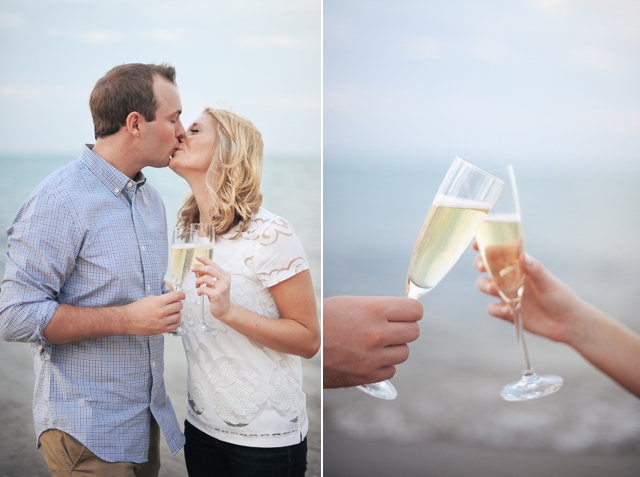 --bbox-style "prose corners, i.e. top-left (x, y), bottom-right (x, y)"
top-left (475, 165), bottom-right (563, 401)
top-left (357, 157), bottom-right (504, 400)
